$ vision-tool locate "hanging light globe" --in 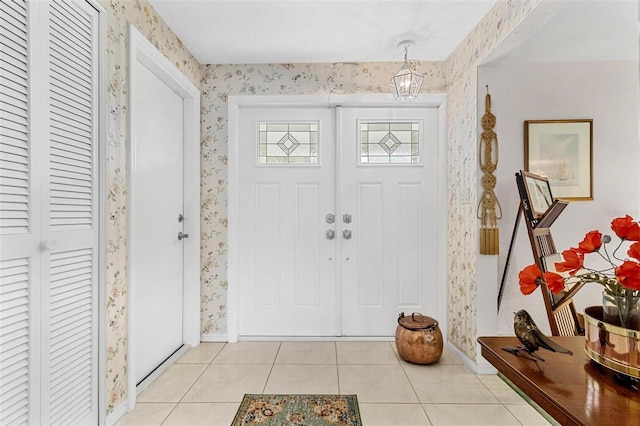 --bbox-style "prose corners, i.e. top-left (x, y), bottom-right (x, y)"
top-left (390, 40), bottom-right (424, 102)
